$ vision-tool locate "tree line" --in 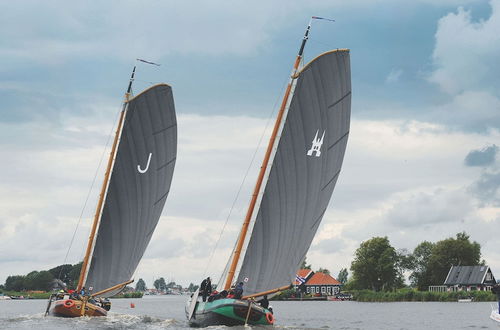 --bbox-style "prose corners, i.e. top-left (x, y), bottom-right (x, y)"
top-left (346, 232), bottom-right (483, 291)
top-left (3, 262), bottom-right (82, 292)
top-left (134, 277), bottom-right (199, 293)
